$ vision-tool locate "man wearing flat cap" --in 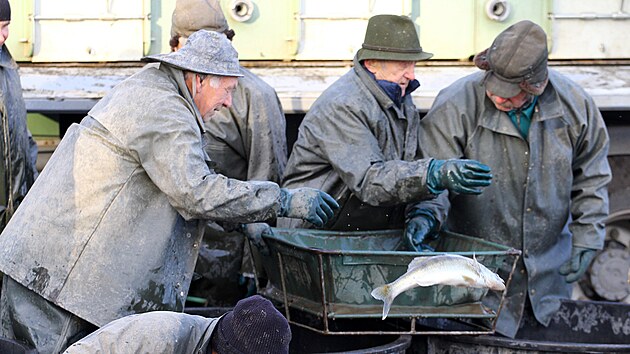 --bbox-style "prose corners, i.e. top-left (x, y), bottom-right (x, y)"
top-left (0, 30), bottom-right (337, 353)
top-left (0, 0), bottom-right (38, 233)
top-left (279, 14), bottom-right (492, 249)
top-left (63, 295), bottom-right (291, 354)
top-left (414, 20), bottom-right (611, 338)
